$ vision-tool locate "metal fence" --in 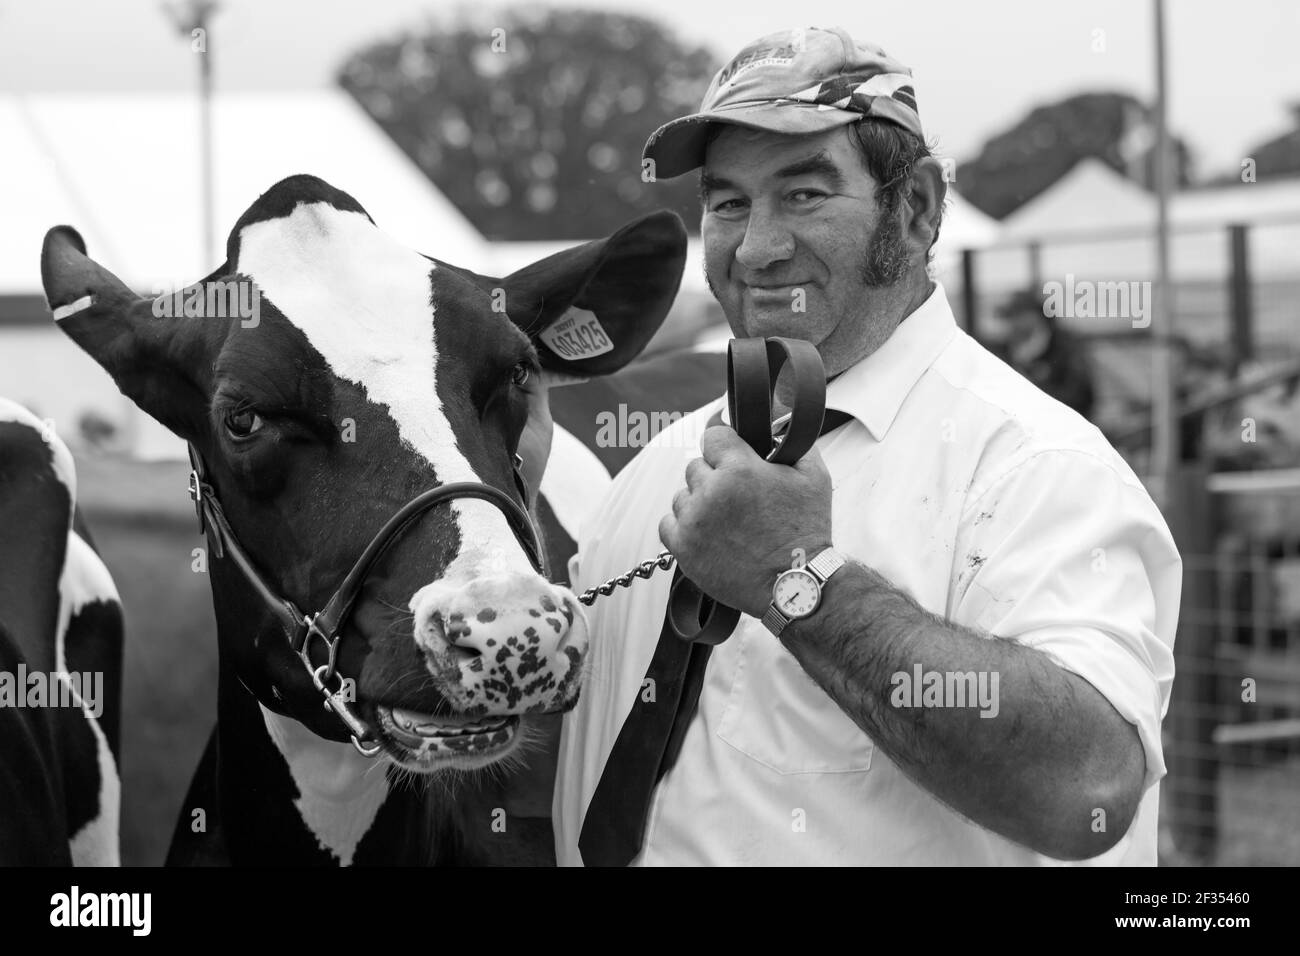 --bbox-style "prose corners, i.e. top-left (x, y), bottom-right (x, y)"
top-left (1161, 471), bottom-right (1300, 865)
top-left (959, 219), bottom-right (1300, 865)
top-left (954, 216), bottom-right (1300, 448)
